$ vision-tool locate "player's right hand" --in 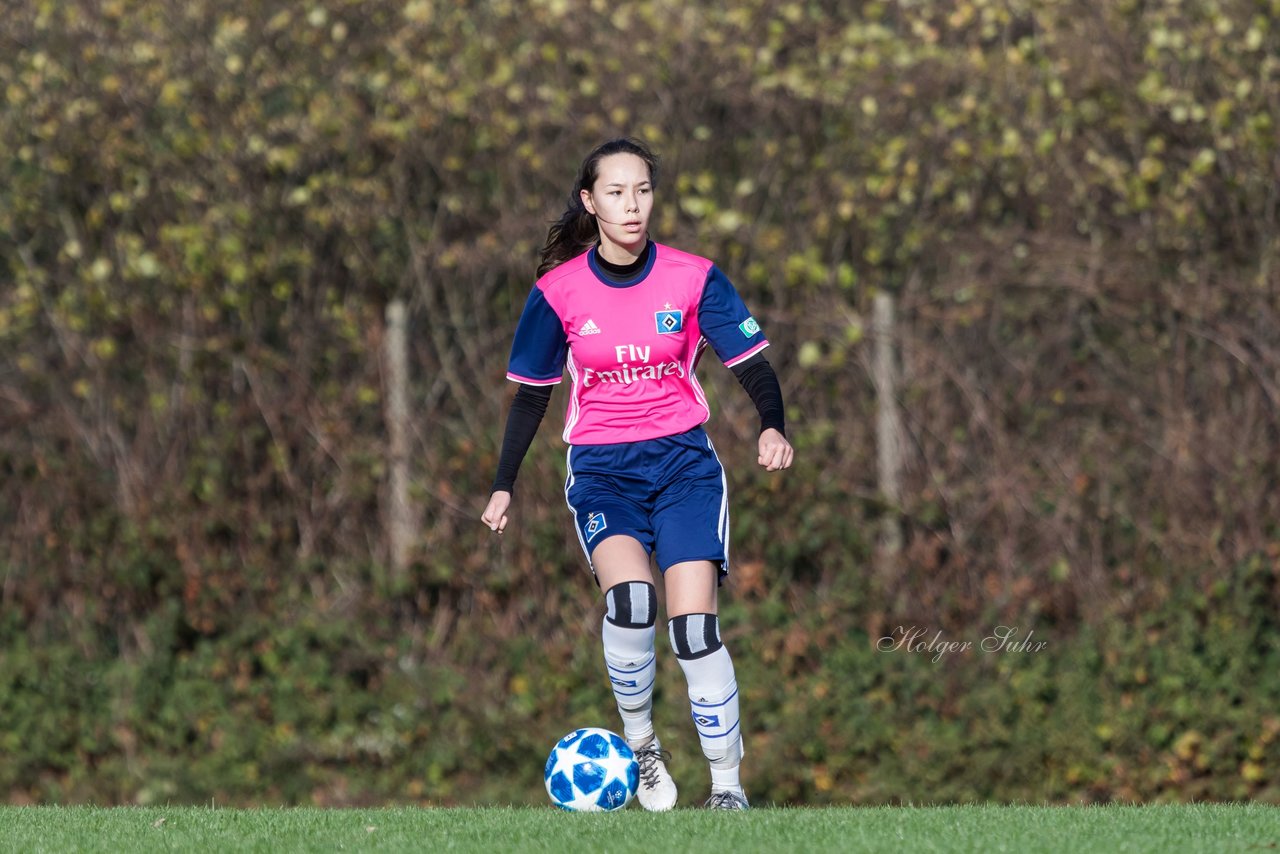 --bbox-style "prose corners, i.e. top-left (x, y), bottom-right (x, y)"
top-left (481, 490), bottom-right (512, 533)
